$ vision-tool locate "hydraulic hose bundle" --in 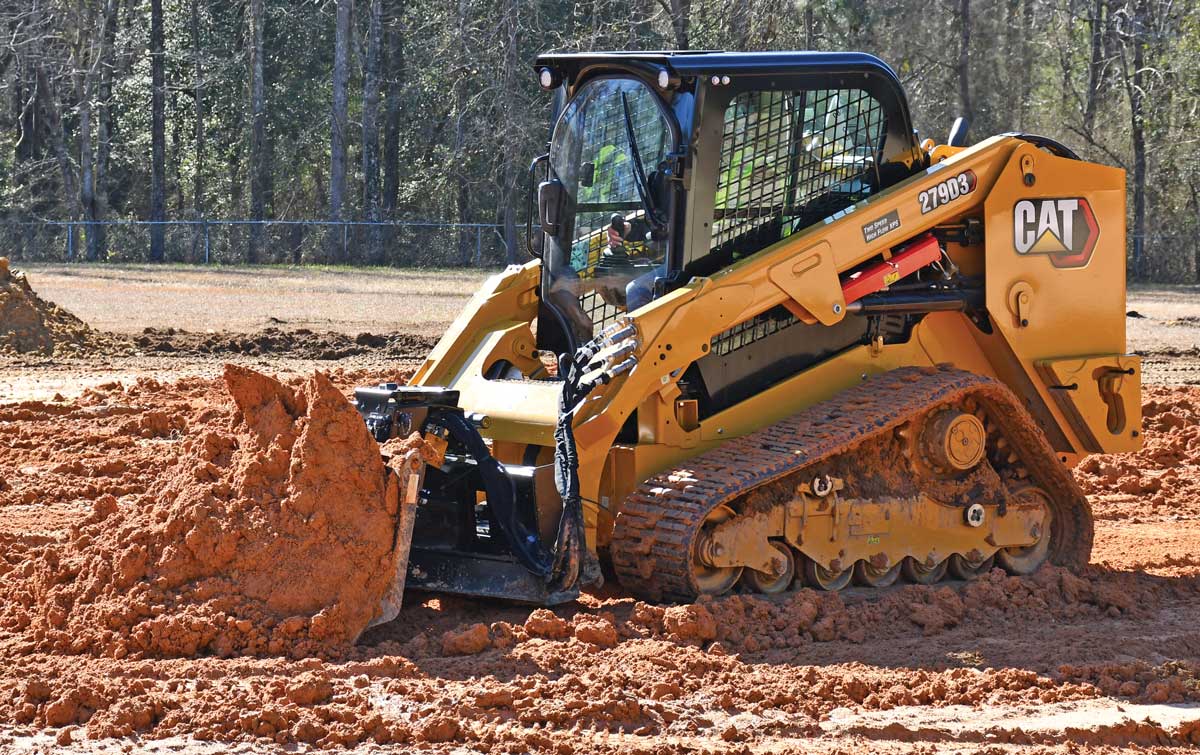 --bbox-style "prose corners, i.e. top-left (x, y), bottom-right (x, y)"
top-left (547, 320), bottom-right (640, 593)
